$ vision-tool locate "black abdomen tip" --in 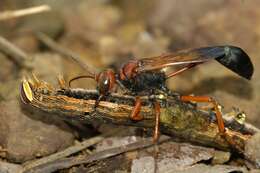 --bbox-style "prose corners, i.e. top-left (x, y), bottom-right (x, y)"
top-left (216, 46), bottom-right (254, 80)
